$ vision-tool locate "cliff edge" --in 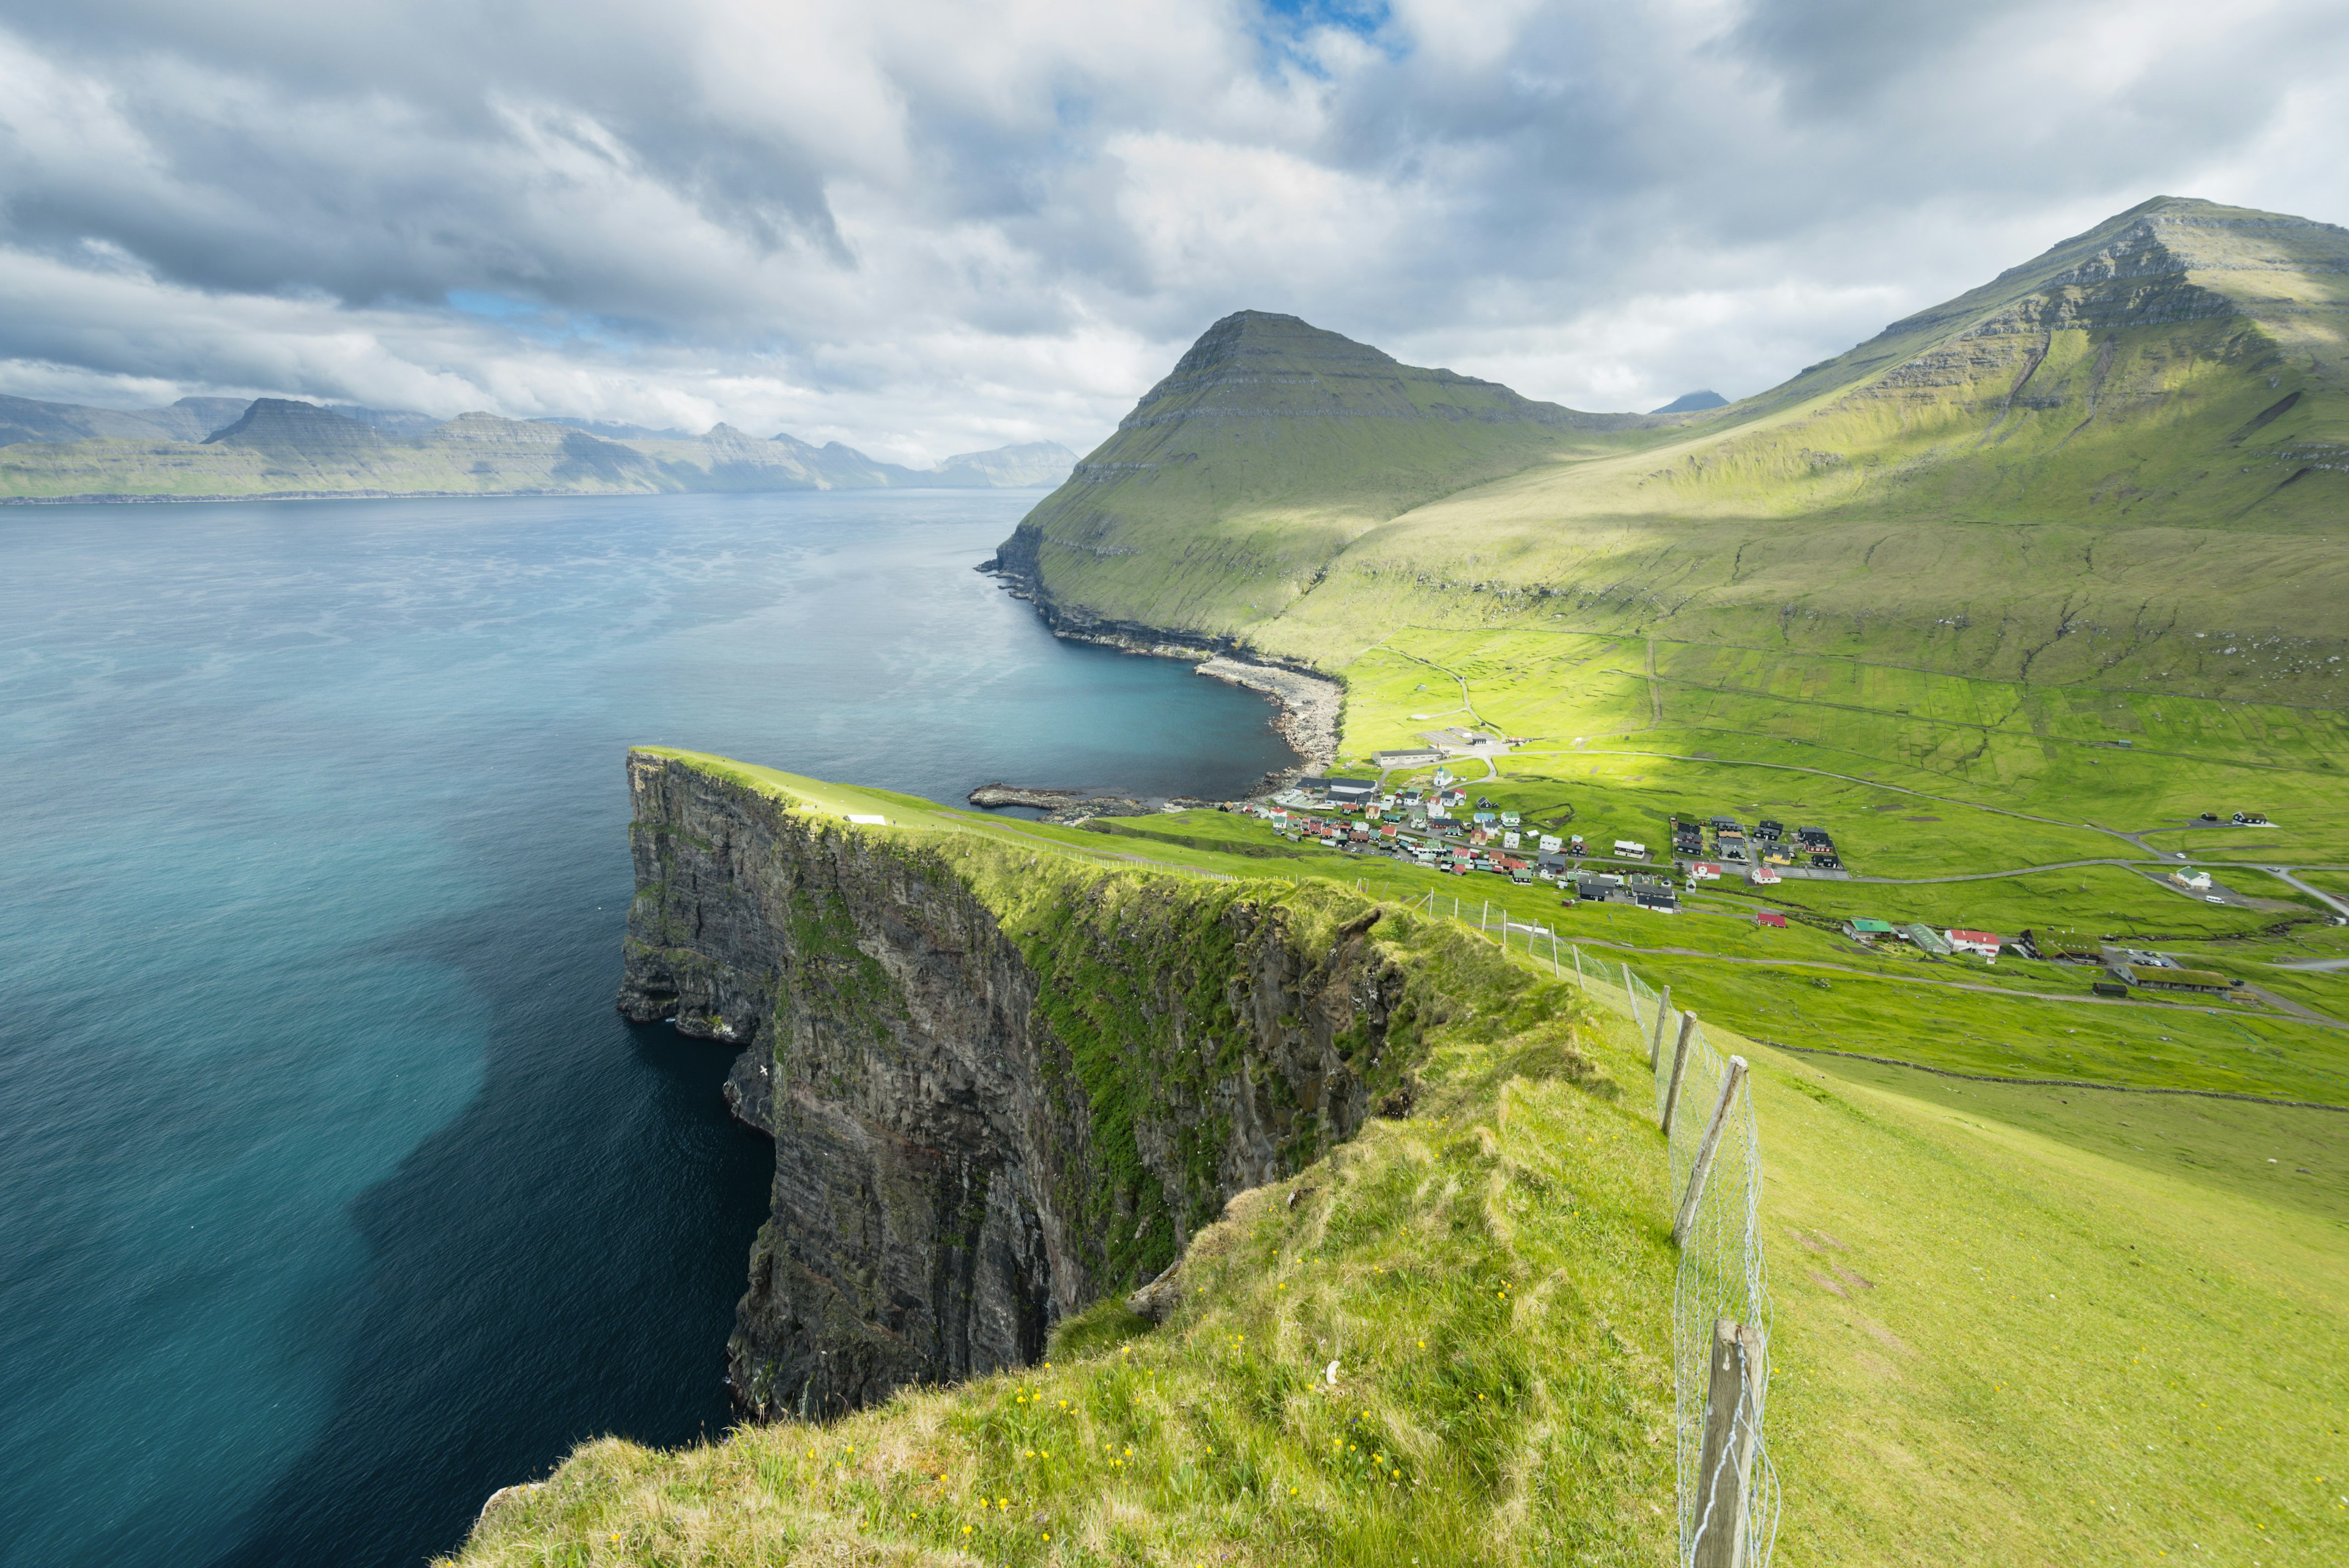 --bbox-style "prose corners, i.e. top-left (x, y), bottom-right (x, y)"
top-left (617, 748), bottom-right (1456, 1420)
